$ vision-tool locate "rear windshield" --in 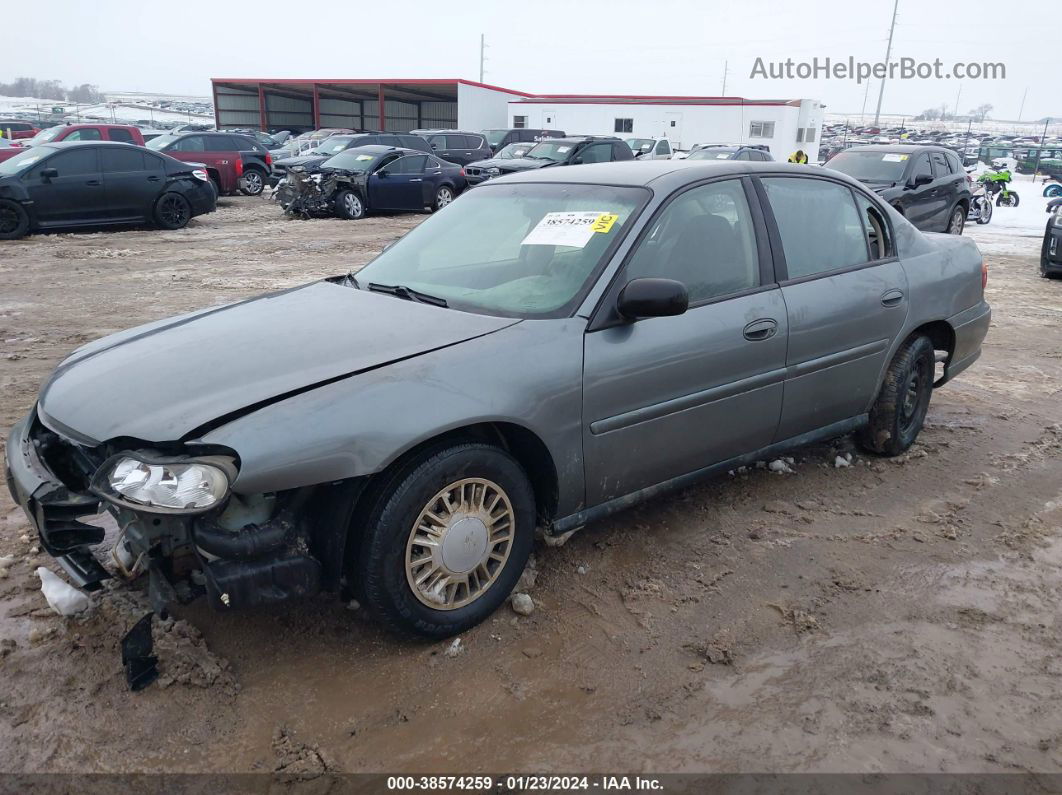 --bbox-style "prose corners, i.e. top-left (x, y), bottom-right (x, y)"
top-left (686, 148), bottom-right (737, 160)
top-left (483, 129), bottom-right (509, 146)
top-left (827, 150), bottom-right (910, 182)
top-left (146, 135), bottom-right (179, 150)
